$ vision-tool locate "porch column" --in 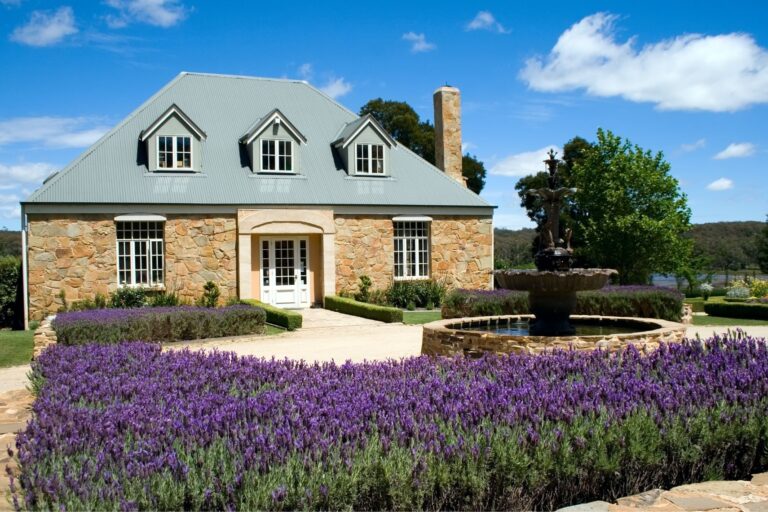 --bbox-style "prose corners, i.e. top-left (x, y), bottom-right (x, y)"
top-left (237, 234), bottom-right (252, 299)
top-left (322, 233), bottom-right (336, 300)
